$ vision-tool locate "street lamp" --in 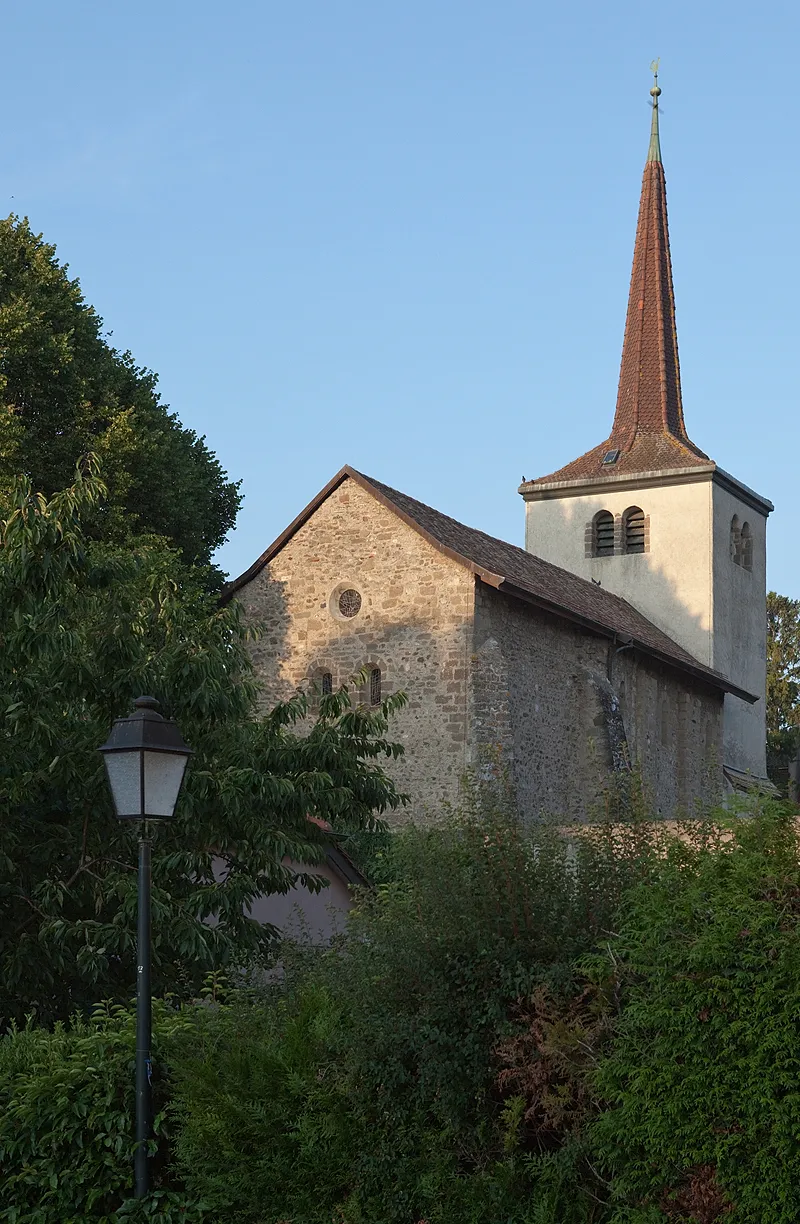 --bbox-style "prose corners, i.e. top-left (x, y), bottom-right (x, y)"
top-left (98, 696), bottom-right (192, 1199)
